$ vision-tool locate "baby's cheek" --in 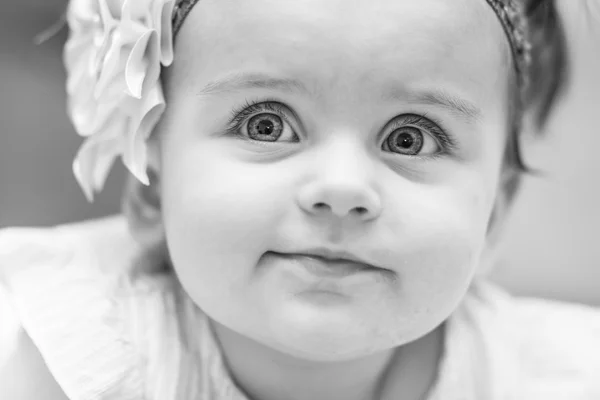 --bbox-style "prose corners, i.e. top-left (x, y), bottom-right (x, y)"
top-left (161, 165), bottom-right (294, 301)
top-left (400, 225), bottom-right (481, 307)
top-left (380, 189), bottom-right (490, 335)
